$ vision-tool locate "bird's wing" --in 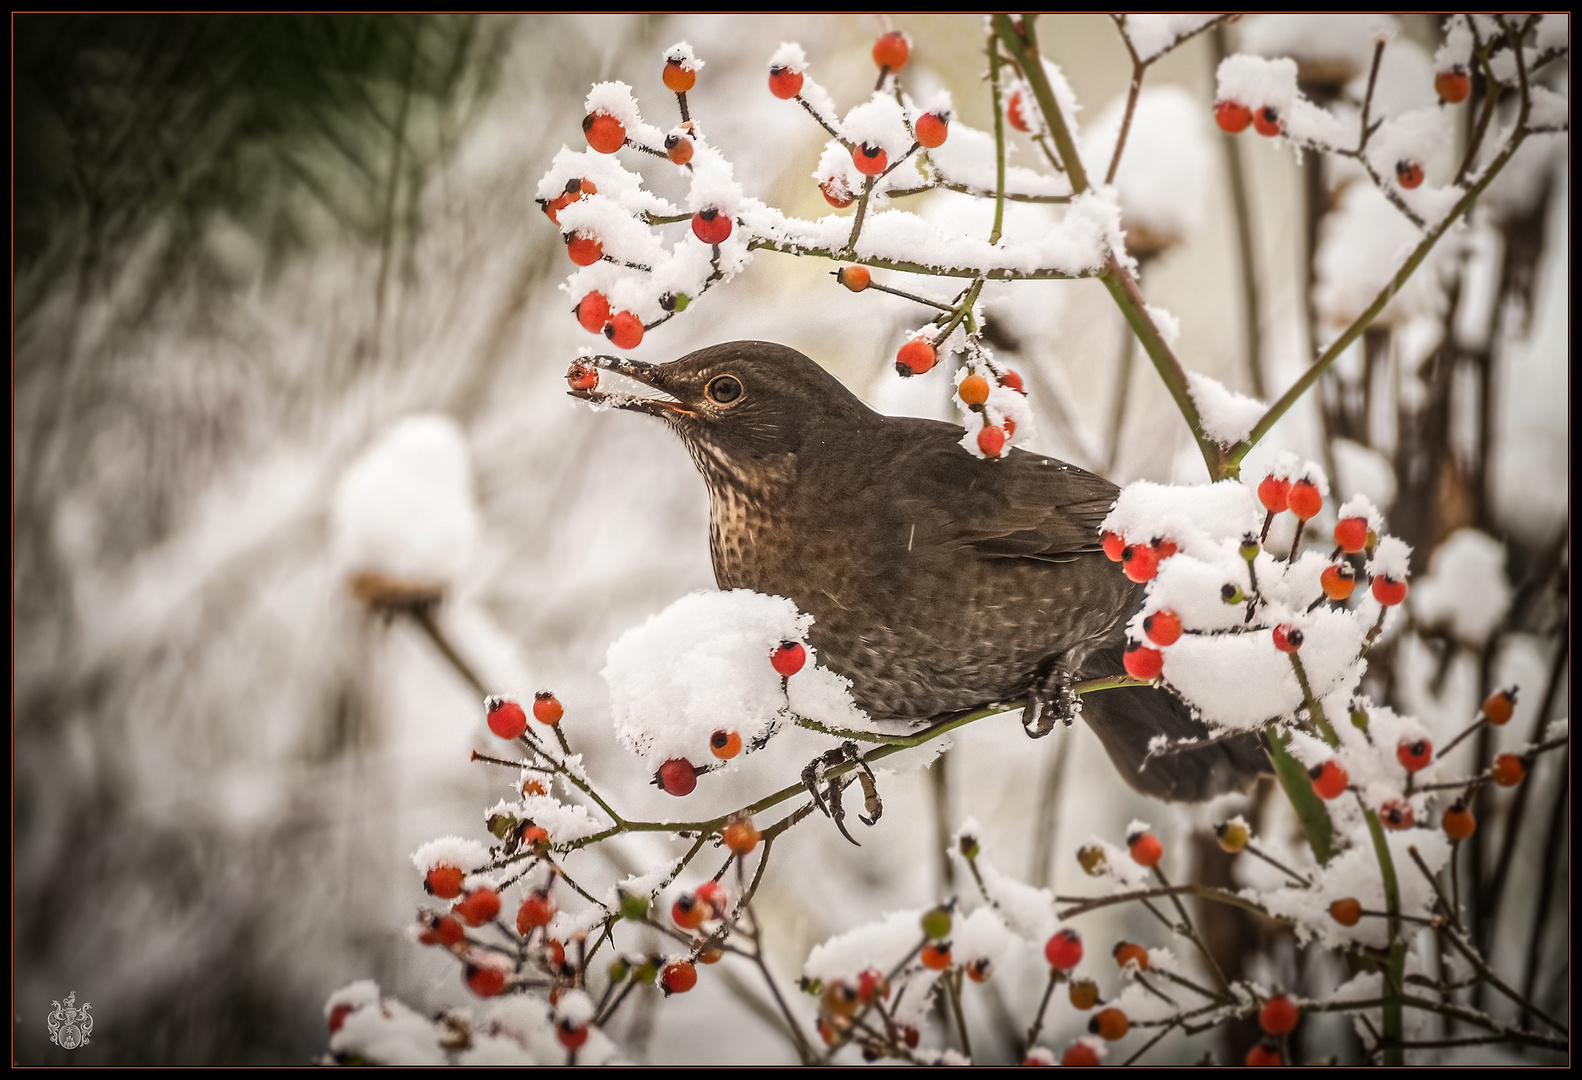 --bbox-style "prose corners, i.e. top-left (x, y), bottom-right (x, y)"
top-left (879, 418), bottom-right (1119, 563)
